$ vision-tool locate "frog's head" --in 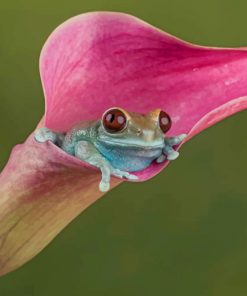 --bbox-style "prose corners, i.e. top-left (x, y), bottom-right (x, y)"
top-left (97, 107), bottom-right (172, 149)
